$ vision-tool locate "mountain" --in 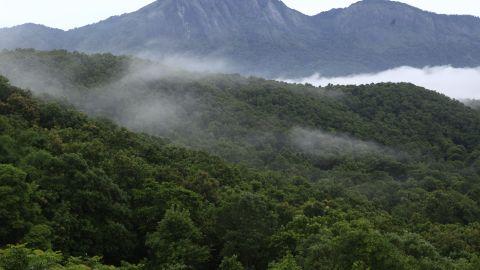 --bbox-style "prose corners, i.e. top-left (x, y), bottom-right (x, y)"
top-left (2, 49), bottom-right (480, 269)
top-left (1, 0), bottom-right (480, 77)
top-left (0, 23), bottom-right (64, 51)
